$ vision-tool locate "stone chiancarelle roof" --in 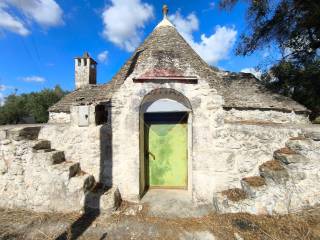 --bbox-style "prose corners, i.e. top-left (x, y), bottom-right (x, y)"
top-left (49, 84), bottom-right (112, 113)
top-left (50, 9), bottom-right (308, 114)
